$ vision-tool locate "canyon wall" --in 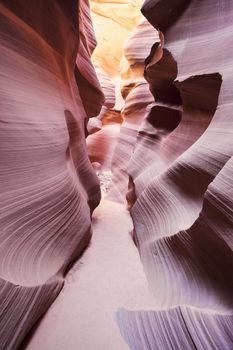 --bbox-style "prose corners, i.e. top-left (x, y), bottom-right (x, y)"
top-left (115, 0), bottom-right (233, 349)
top-left (108, 17), bottom-right (158, 201)
top-left (0, 1), bottom-right (103, 348)
top-left (90, 0), bottom-right (142, 78)
top-left (0, 0), bottom-right (233, 349)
